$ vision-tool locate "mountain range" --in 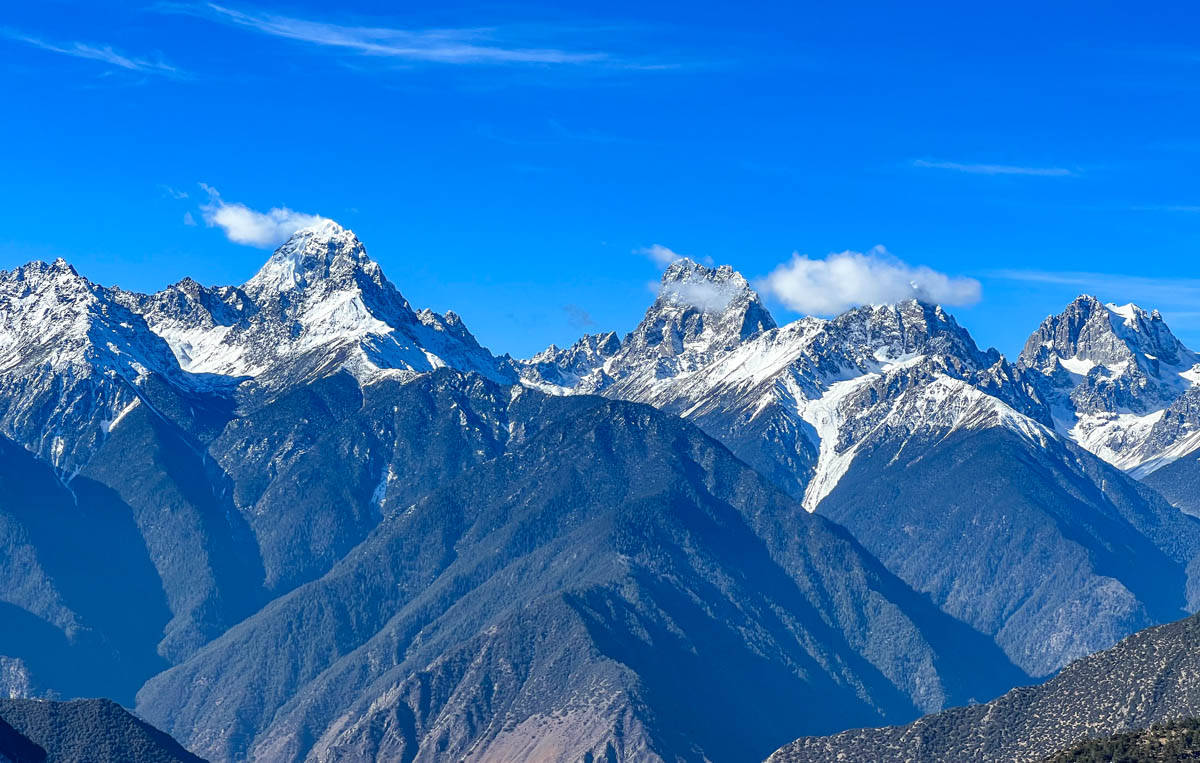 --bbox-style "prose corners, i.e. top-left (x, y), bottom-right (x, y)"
top-left (3, 221), bottom-right (1200, 760)
top-left (521, 258), bottom-right (1200, 677)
